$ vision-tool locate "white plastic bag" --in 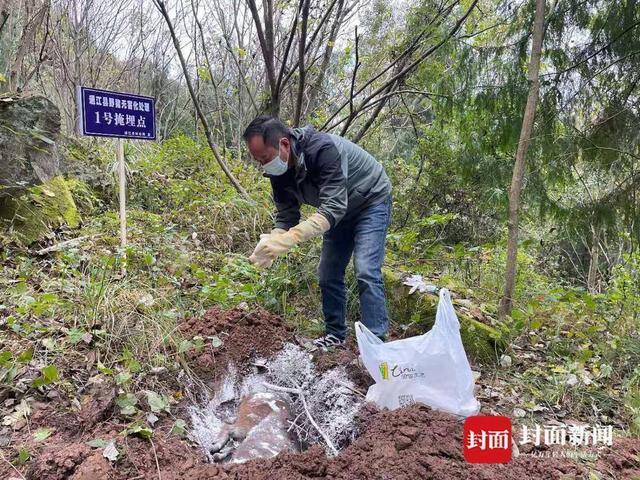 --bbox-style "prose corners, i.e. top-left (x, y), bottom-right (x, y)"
top-left (355, 288), bottom-right (480, 417)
